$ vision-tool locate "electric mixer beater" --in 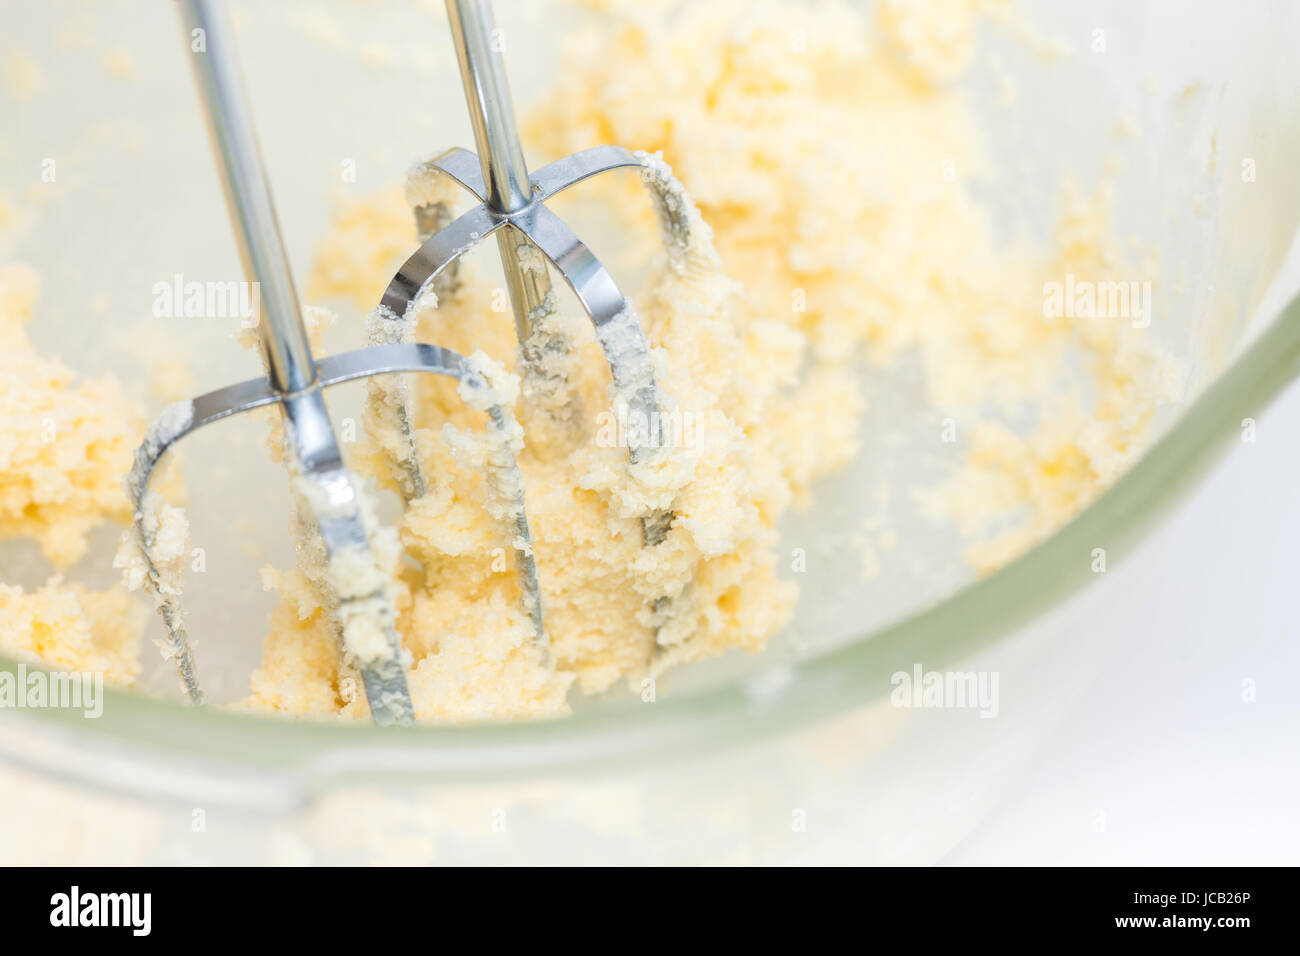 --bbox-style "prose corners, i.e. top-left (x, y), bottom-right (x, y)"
top-left (129, 0), bottom-right (699, 724)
